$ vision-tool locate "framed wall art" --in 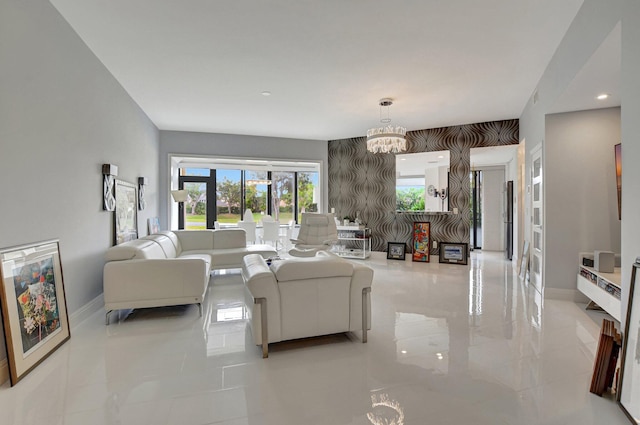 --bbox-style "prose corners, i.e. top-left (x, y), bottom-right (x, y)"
top-left (412, 222), bottom-right (430, 263)
top-left (618, 259), bottom-right (640, 424)
top-left (0, 240), bottom-right (70, 386)
top-left (115, 179), bottom-right (138, 245)
top-left (439, 242), bottom-right (468, 265)
top-left (147, 217), bottom-right (160, 235)
top-left (387, 242), bottom-right (406, 260)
